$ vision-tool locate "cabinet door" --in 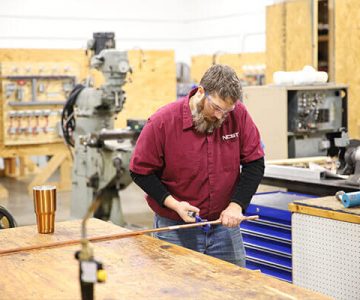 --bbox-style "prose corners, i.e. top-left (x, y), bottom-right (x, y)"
top-left (334, 0), bottom-right (360, 138)
top-left (266, 0), bottom-right (316, 83)
top-left (266, 3), bottom-right (286, 83)
top-left (286, 0), bottom-right (315, 71)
